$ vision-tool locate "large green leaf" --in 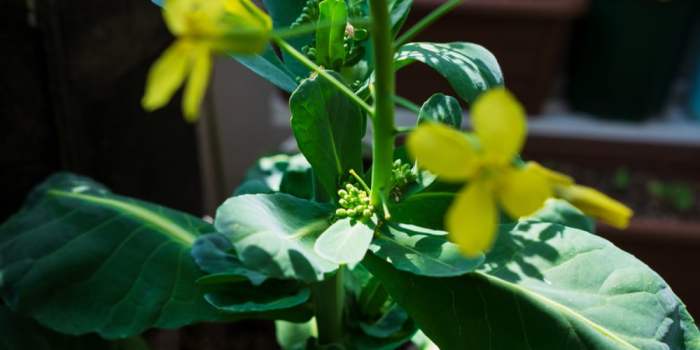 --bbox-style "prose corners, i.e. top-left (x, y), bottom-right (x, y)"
top-left (290, 72), bottom-right (365, 199)
top-left (314, 218), bottom-right (375, 268)
top-left (316, 0), bottom-right (348, 69)
top-left (395, 42), bottom-right (504, 103)
top-left (418, 93), bottom-right (463, 128)
top-left (214, 193), bottom-right (338, 282)
top-left (0, 305), bottom-right (148, 350)
top-left (365, 221), bottom-right (700, 349)
top-left (0, 173), bottom-right (229, 338)
top-left (369, 222), bottom-right (483, 277)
